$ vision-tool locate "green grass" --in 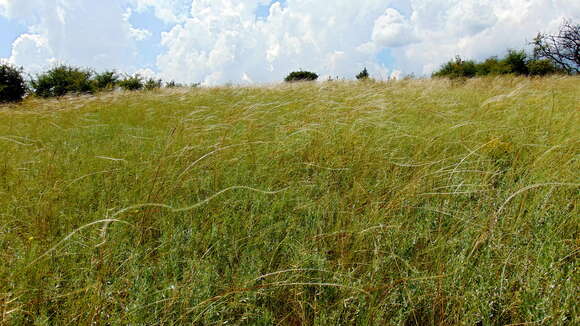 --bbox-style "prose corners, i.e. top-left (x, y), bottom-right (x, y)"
top-left (0, 76), bottom-right (578, 325)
